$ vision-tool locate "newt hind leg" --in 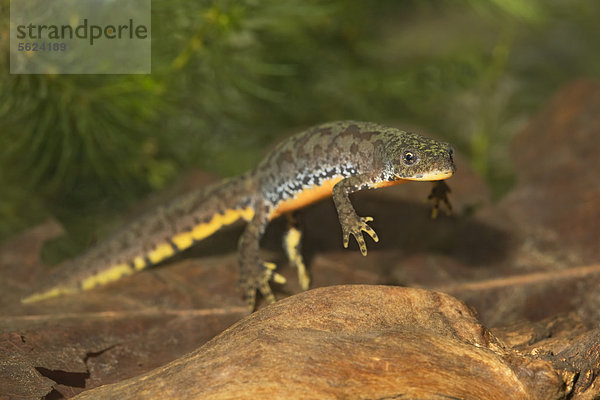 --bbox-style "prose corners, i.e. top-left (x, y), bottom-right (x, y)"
top-left (283, 212), bottom-right (310, 291)
top-left (238, 201), bottom-right (286, 310)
